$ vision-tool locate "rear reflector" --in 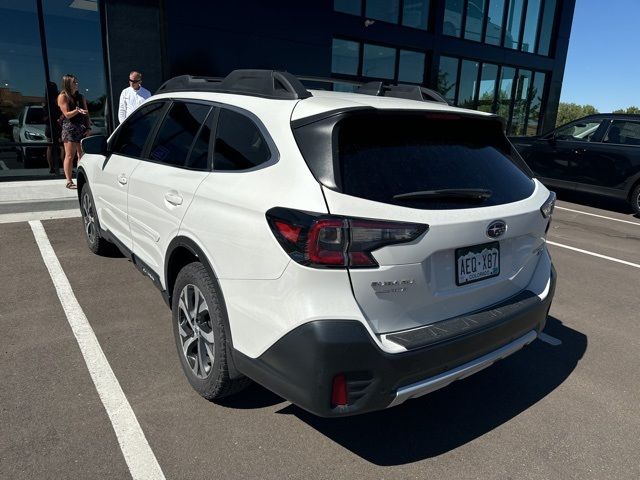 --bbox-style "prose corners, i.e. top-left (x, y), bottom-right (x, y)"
top-left (267, 207), bottom-right (428, 268)
top-left (331, 374), bottom-right (348, 407)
